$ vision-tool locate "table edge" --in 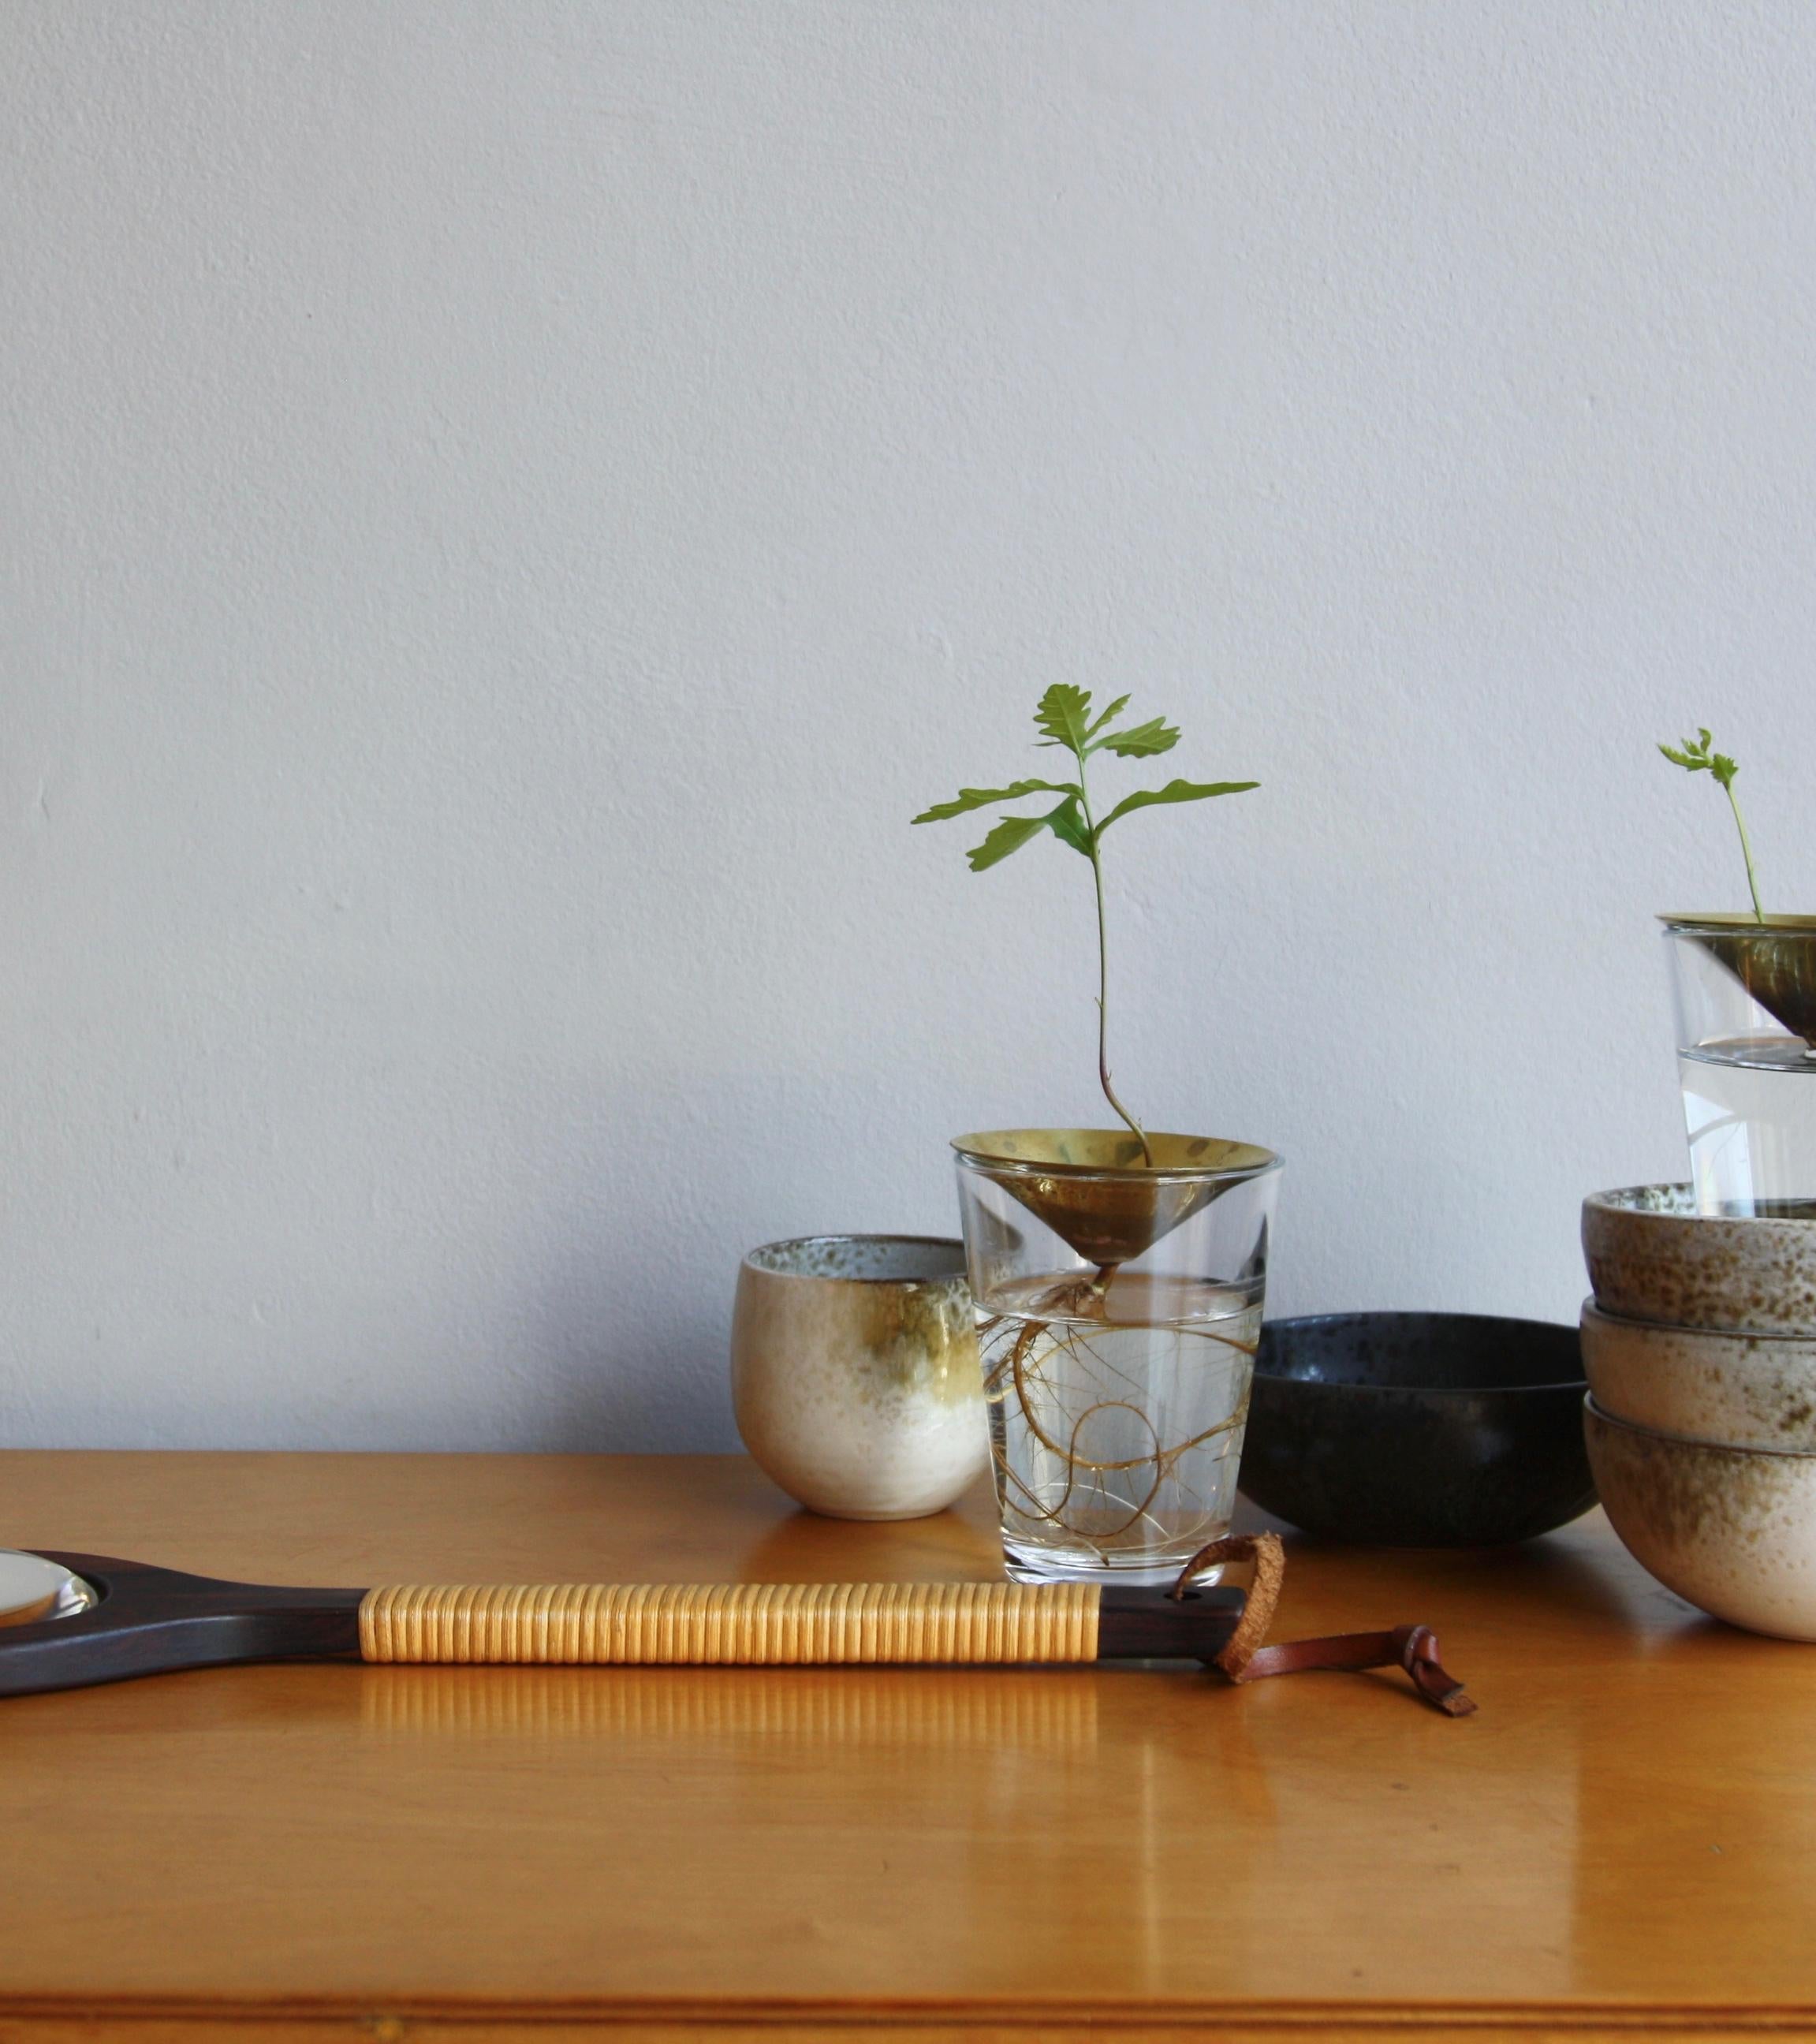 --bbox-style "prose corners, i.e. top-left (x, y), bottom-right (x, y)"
top-left (8, 1994), bottom-right (1816, 2034)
